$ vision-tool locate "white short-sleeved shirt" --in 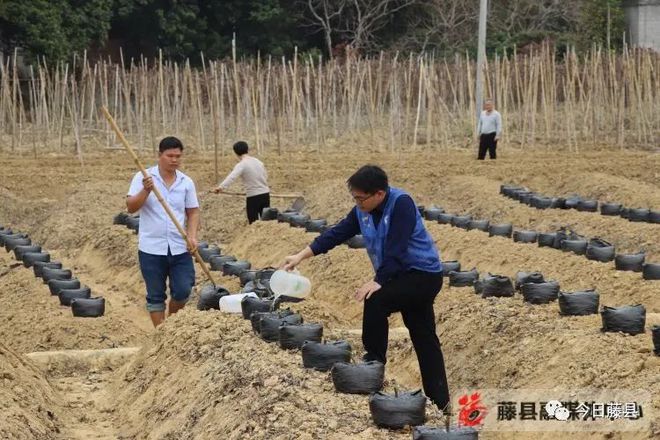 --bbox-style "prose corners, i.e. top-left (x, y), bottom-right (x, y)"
top-left (127, 166), bottom-right (199, 256)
